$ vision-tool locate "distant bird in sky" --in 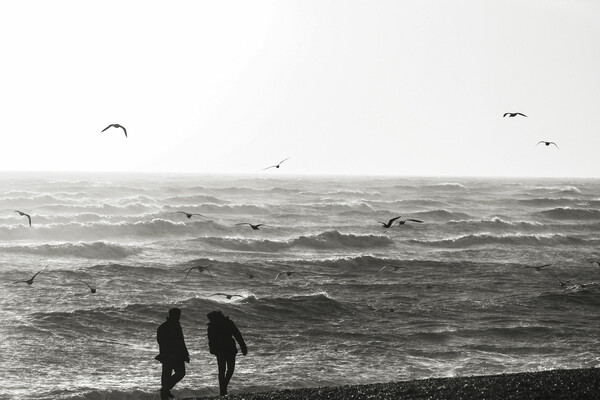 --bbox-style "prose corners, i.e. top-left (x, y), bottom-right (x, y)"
top-left (211, 293), bottom-right (243, 300)
top-left (13, 265), bottom-right (47, 285)
top-left (273, 271), bottom-right (306, 282)
top-left (172, 211), bottom-right (211, 220)
top-left (503, 112), bottom-right (527, 118)
top-left (101, 123), bottom-right (127, 137)
top-left (537, 141), bottom-right (559, 149)
top-left (397, 219), bottom-right (423, 226)
top-left (378, 265), bottom-right (406, 272)
top-left (14, 210), bottom-right (31, 226)
top-left (78, 280), bottom-right (97, 293)
top-left (263, 157), bottom-right (290, 170)
top-left (379, 216), bottom-right (401, 228)
top-left (235, 223), bottom-right (265, 230)
top-left (184, 265), bottom-right (213, 279)
top-left (525, 264), bottom-right (552, 271)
